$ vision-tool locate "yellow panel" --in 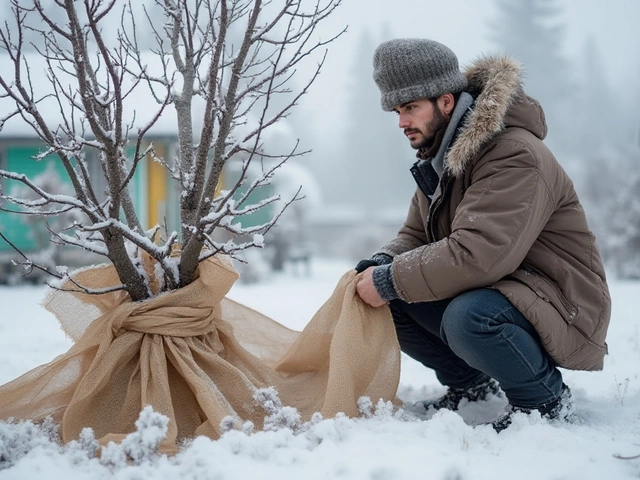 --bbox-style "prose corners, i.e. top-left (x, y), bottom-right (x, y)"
top-left (147, 143), bottom-right (167, 232)
top-left (216, 168), bottom-right (225, 196)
